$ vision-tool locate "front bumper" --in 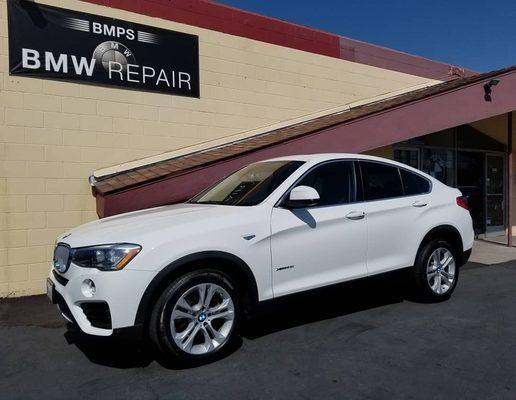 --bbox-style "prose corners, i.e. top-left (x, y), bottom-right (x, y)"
top-left (48, 263), bottom-right (155, 336)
